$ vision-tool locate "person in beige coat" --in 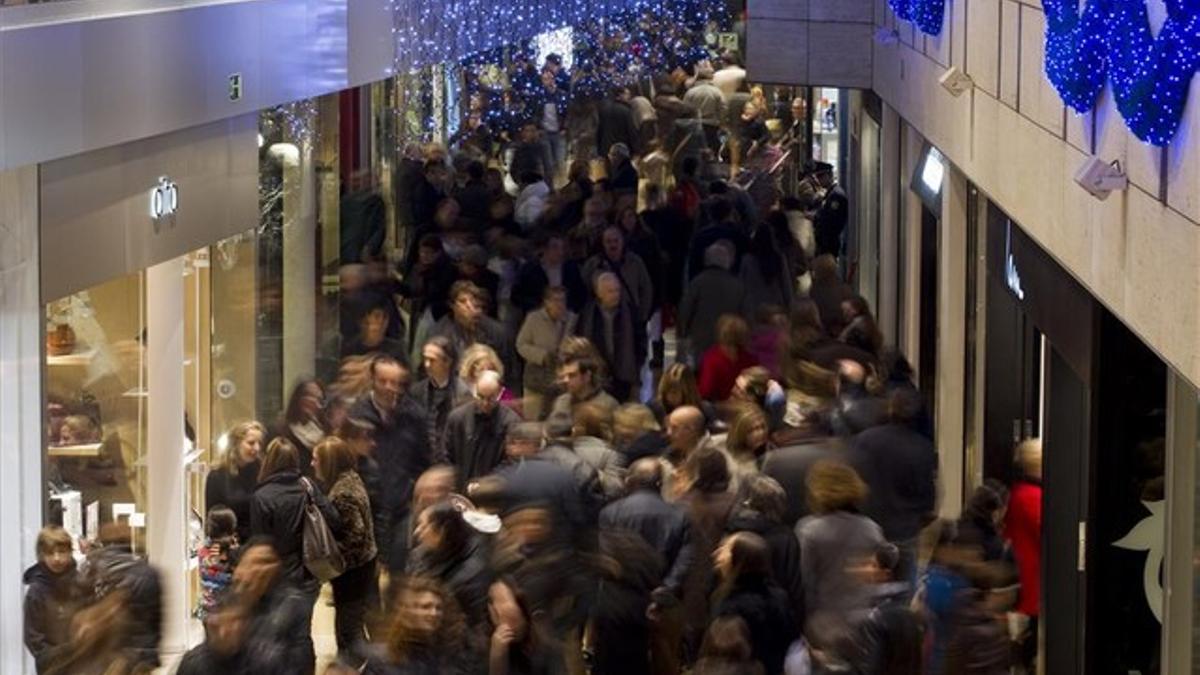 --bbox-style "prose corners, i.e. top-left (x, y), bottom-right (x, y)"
top-left (516, 286), bottom-right (578, 420)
